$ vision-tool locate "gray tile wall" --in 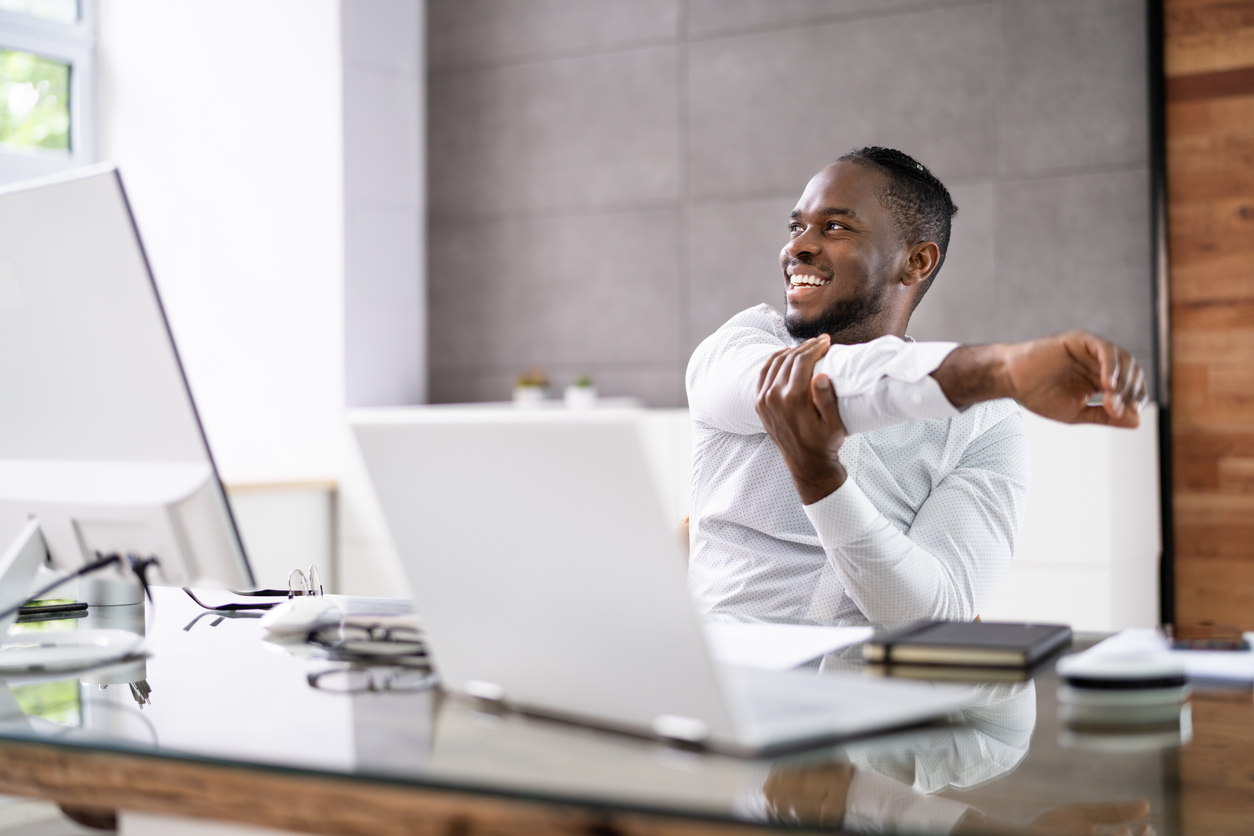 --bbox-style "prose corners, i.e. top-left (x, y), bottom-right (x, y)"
top-left (427, 0), bottom-right (1153, 406)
